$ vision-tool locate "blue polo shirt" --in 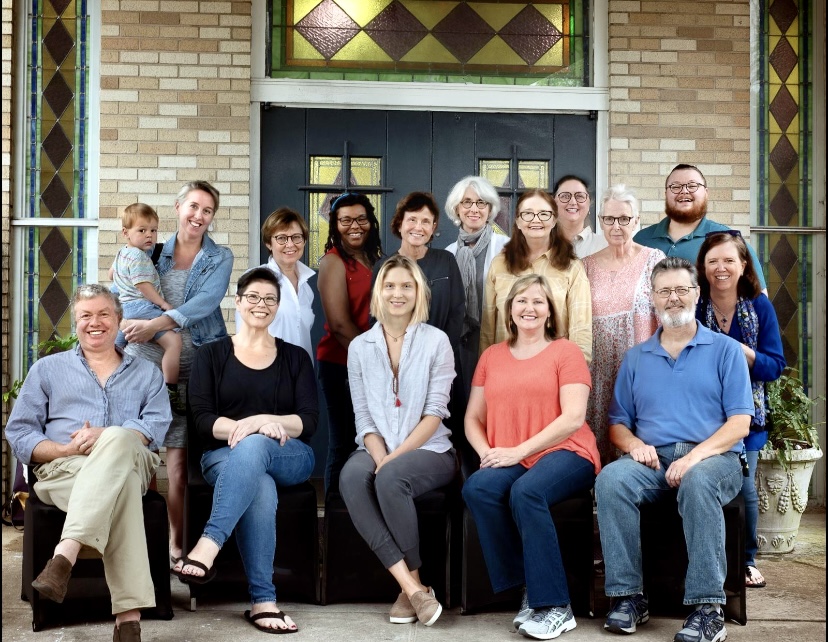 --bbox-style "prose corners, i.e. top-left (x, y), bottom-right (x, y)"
top-left (634, 217), bottom-right (767, 289)
top-left (608, 322), bottom-right (754, 452)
